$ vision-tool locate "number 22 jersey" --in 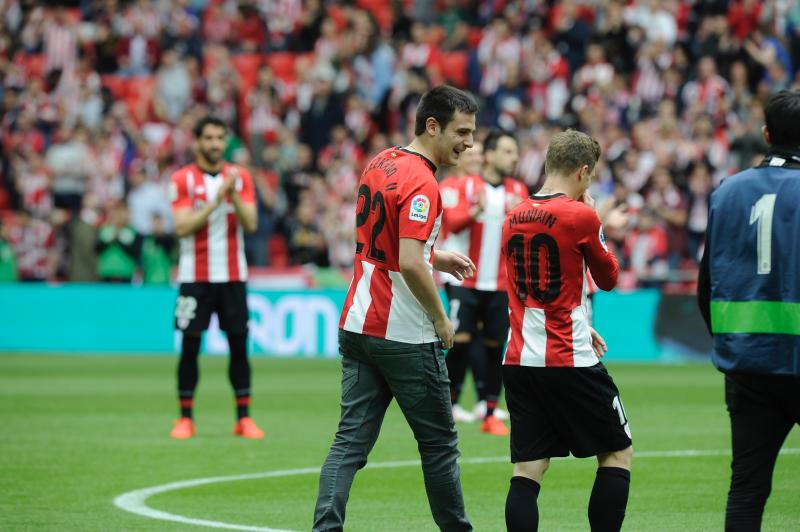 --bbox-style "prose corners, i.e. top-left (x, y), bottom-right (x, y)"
top-left (339, 148), bottom-right (443, 344)
top-left (501, 193), bottom-right (619, 367)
